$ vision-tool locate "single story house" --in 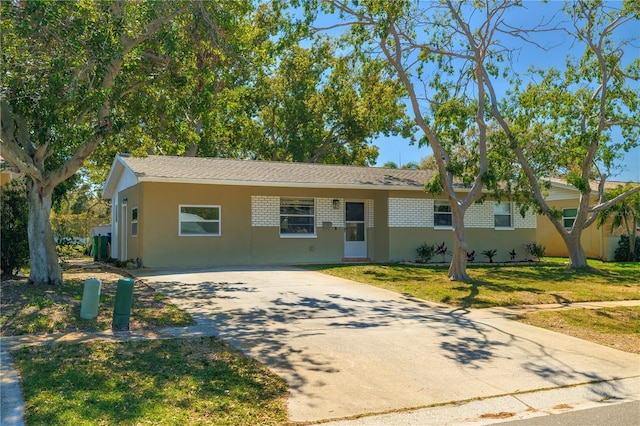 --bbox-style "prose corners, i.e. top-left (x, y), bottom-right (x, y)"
top-left (102, 154), bottom-right (538, 268)
top-left (537, 178), bottom-right (639, 261)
